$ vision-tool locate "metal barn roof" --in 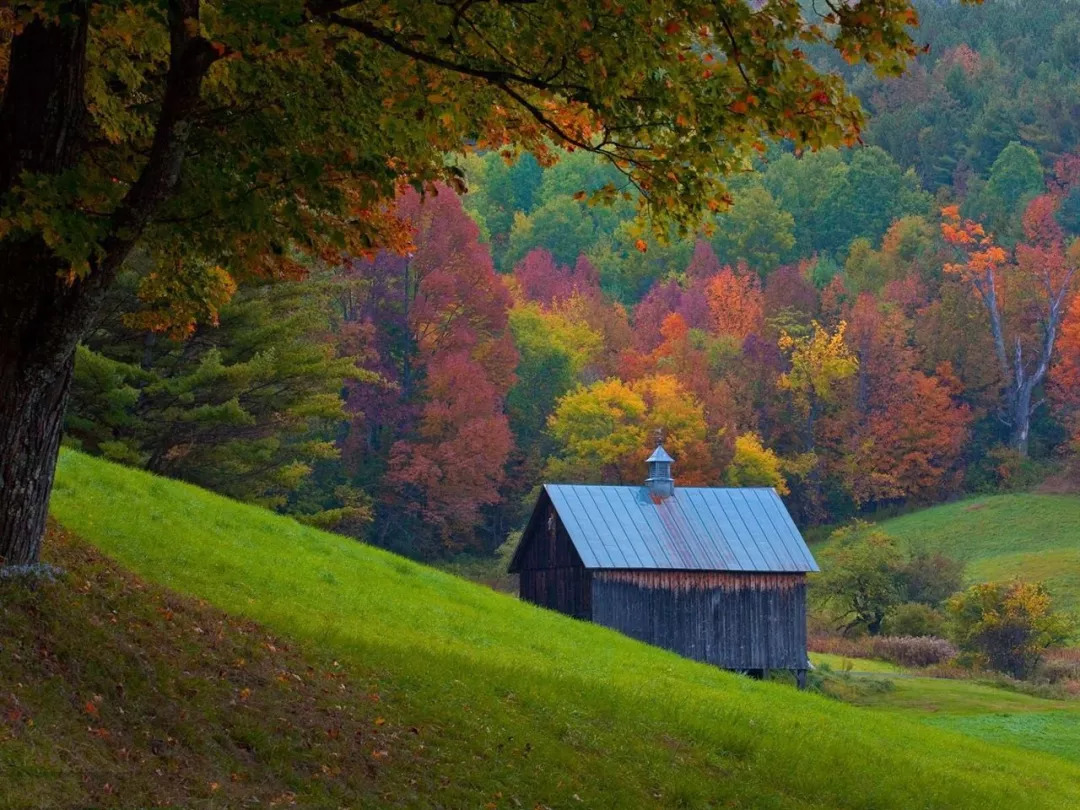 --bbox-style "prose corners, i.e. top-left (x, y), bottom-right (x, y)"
top-left (540, 484), bottom-right (818, 573)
